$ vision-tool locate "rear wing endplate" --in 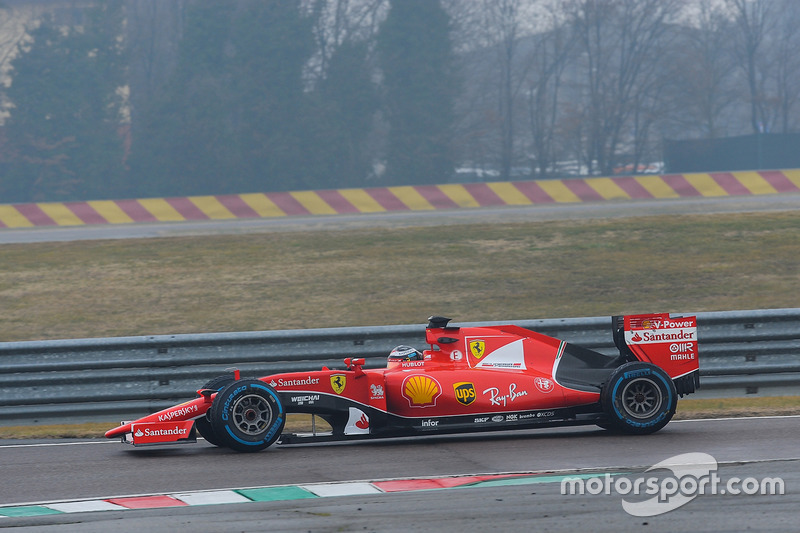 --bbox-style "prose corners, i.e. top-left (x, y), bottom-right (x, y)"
top-left (613, 313), bottom-right (700, 396)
